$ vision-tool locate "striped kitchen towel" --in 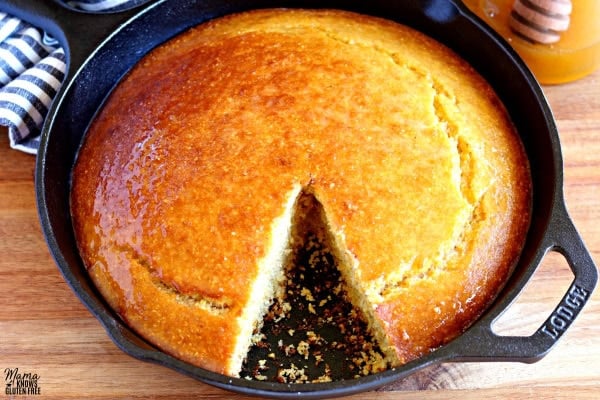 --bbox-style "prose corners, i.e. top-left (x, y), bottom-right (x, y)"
top-left (0, 0), bottom-right (136, 154)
